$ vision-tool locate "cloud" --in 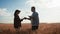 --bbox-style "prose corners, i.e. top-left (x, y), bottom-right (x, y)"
top-left (0, 8), bottom-right (32, 23)
top-left (26, 0), bottom-right (48, 8)
top-left (25, 0), bottom-right (60, 23)
top-left (0, 8), bottom-right (11, 16)
top-left (1, 0), bottom-right (60, 23)
top-left (26, 0), bottom-right (60, 8)
top-left (47, 0), bottom-right (60, 8)
top-left (0, 8), bottom-right (13, 23)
